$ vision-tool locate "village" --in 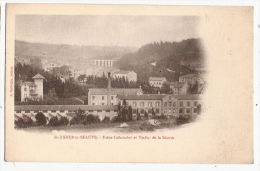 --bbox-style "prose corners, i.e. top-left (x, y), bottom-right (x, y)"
top-left (14, 53), bottom-right (206, 131)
